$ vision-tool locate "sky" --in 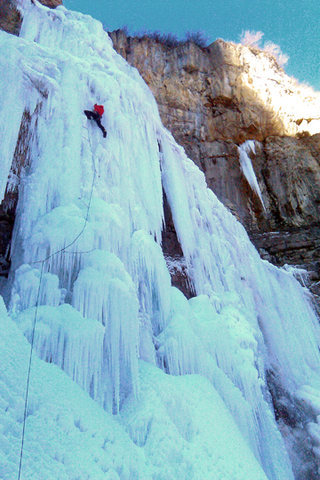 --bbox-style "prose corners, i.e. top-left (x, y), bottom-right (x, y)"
top-left (64, 0), bottom-right (320, 90)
